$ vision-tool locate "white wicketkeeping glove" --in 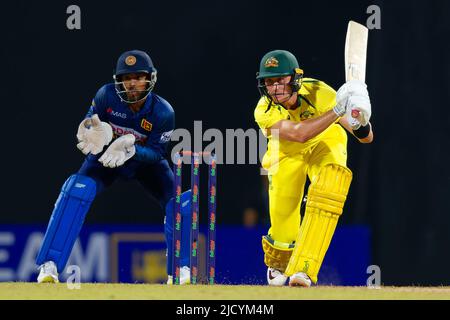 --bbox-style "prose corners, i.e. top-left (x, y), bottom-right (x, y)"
top-left (98, 134), bottom-right (136, 168)
top-left (77, 114), bottom-right (113, 155)
top-left (334, 80), bottom-right (369, 117)
top-left (346, 94), bottom-right (372, 126)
